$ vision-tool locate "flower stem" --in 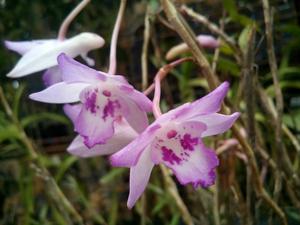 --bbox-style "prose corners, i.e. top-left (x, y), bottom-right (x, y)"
top-left (108, 0), bottom-right (127, 75)
top-left (144, 57), bottom-right (193, 96)
top-left (58, 0), bottom-right (90, 40)
top-left (152, 57), bottom-right (193, 117)
top-left (151, 58), bottom-right (194, 225)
